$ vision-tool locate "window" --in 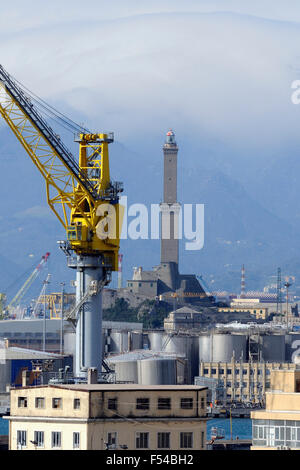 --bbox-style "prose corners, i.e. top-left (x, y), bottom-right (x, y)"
top-left (157, 432), bottom-right (170, 449)
top-left (108, 398), bottom-right (118, 410)
top-left (136, 432), bottom-right (149, 449)
top-left (73, 398), bottom-right (80, 410)
top-left (201, 397), bottom-right (206, 409)
top-left (158, 398), bottom-right (171, 410)
top-left (73, 432), bottom-right (80, 449)
top-left (136, 398), bottom-right (150, 410)
top-left (107, 432), bottom-right (117, 449)
top-left (34, 431), bottom-right (44, 448)
top-left (180, 398), bottom-right (193, 409)
top-left (35, 397), bottom-right (45, 409)
top-left (51, 432), bottom-right (61, 448)
top-left (52, 398), bottom-right (62, 409)
top-left (18, 397), bottom-right (27, 408)
top-left (201, 431), bottom-right (205, 449)
top-left (180, 432), bottom-right (193, 449)
top-left (17, 430), bottom-right (27, 448)
top-left (211, 368), bottom-right (216, 375)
